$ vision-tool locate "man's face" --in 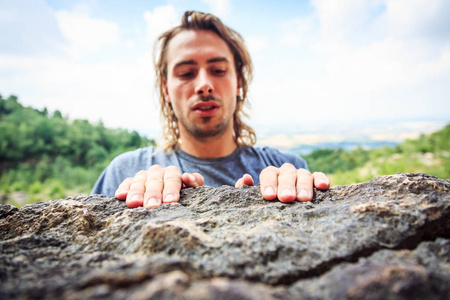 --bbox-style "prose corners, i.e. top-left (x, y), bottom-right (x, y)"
top-left (163, 30), bottom-right (239, 140)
